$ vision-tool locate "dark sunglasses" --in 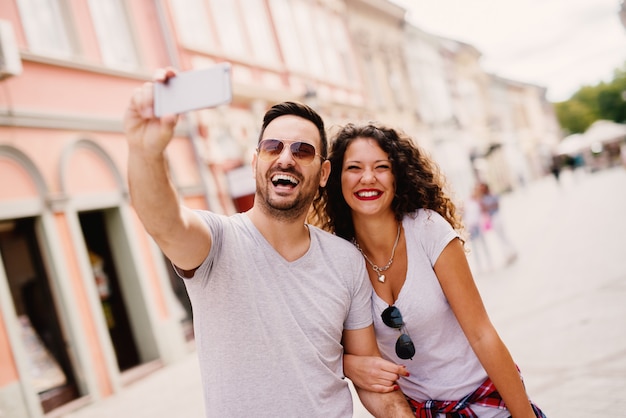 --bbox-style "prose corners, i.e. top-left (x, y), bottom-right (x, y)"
top-left (257, 139), bottom-right (323, 166)
top-left (381, 305), bottom-right (415, 360)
